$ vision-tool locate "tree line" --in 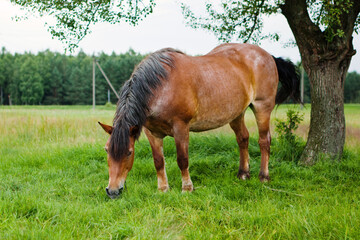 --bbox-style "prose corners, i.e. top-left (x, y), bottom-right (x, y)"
top-left (0, 47), bottom-right (144, 105)
top-left (0, 47), bottom-right (359, 105)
